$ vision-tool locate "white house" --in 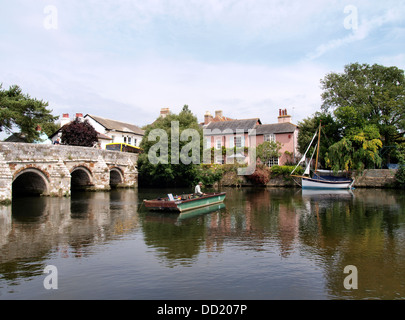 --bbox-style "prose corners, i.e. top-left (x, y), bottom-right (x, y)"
top-left (50, 113), bottom-right (144, 149)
